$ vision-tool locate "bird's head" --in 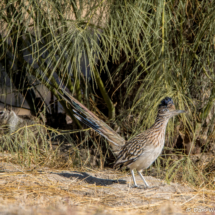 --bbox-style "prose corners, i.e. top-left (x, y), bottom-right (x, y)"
top-left (158, 97), bottom-right (185, 118)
